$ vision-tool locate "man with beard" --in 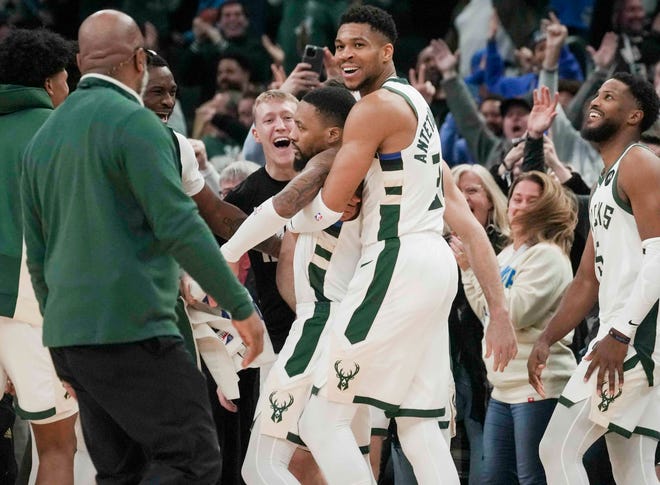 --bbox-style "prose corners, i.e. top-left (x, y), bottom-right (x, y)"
top-left (529, 72), bottom-right (660, 484)
top-left (20, 10), bottom-right (264, 483)
top-left (216, 52), bottom-right (252, 96)
top-left (241, 85), bottom-right (363, 485)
